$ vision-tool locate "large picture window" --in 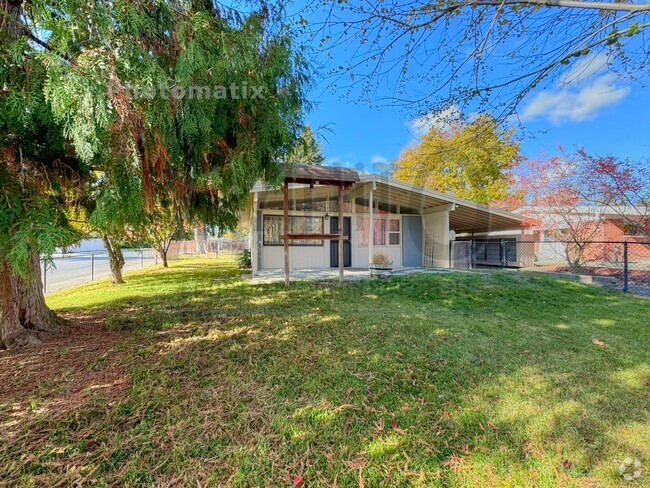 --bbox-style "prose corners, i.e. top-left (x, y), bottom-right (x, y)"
top-left (263, 215), bottom-right (324, 246)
